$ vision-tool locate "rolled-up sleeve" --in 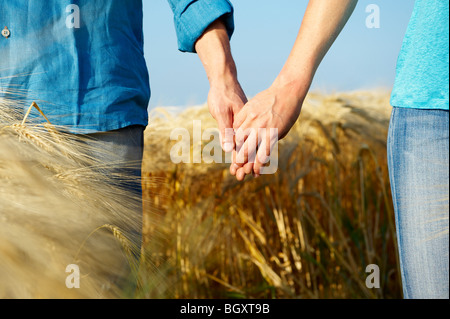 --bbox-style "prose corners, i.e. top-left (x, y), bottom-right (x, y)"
top-left (167, 0), bottom-right (235, 53)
